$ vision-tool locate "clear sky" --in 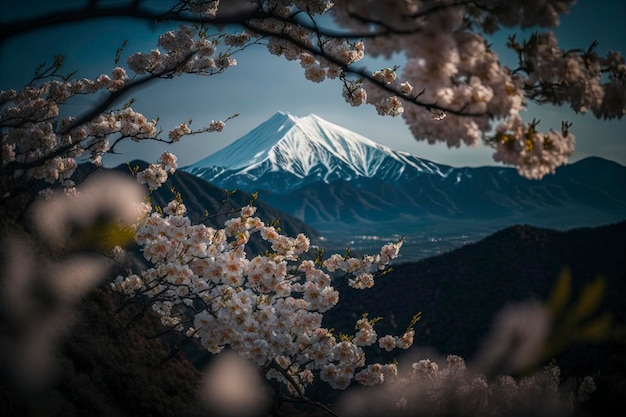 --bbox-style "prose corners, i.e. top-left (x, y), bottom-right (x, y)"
top-left (2, 1), bottom-right (625, 169)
